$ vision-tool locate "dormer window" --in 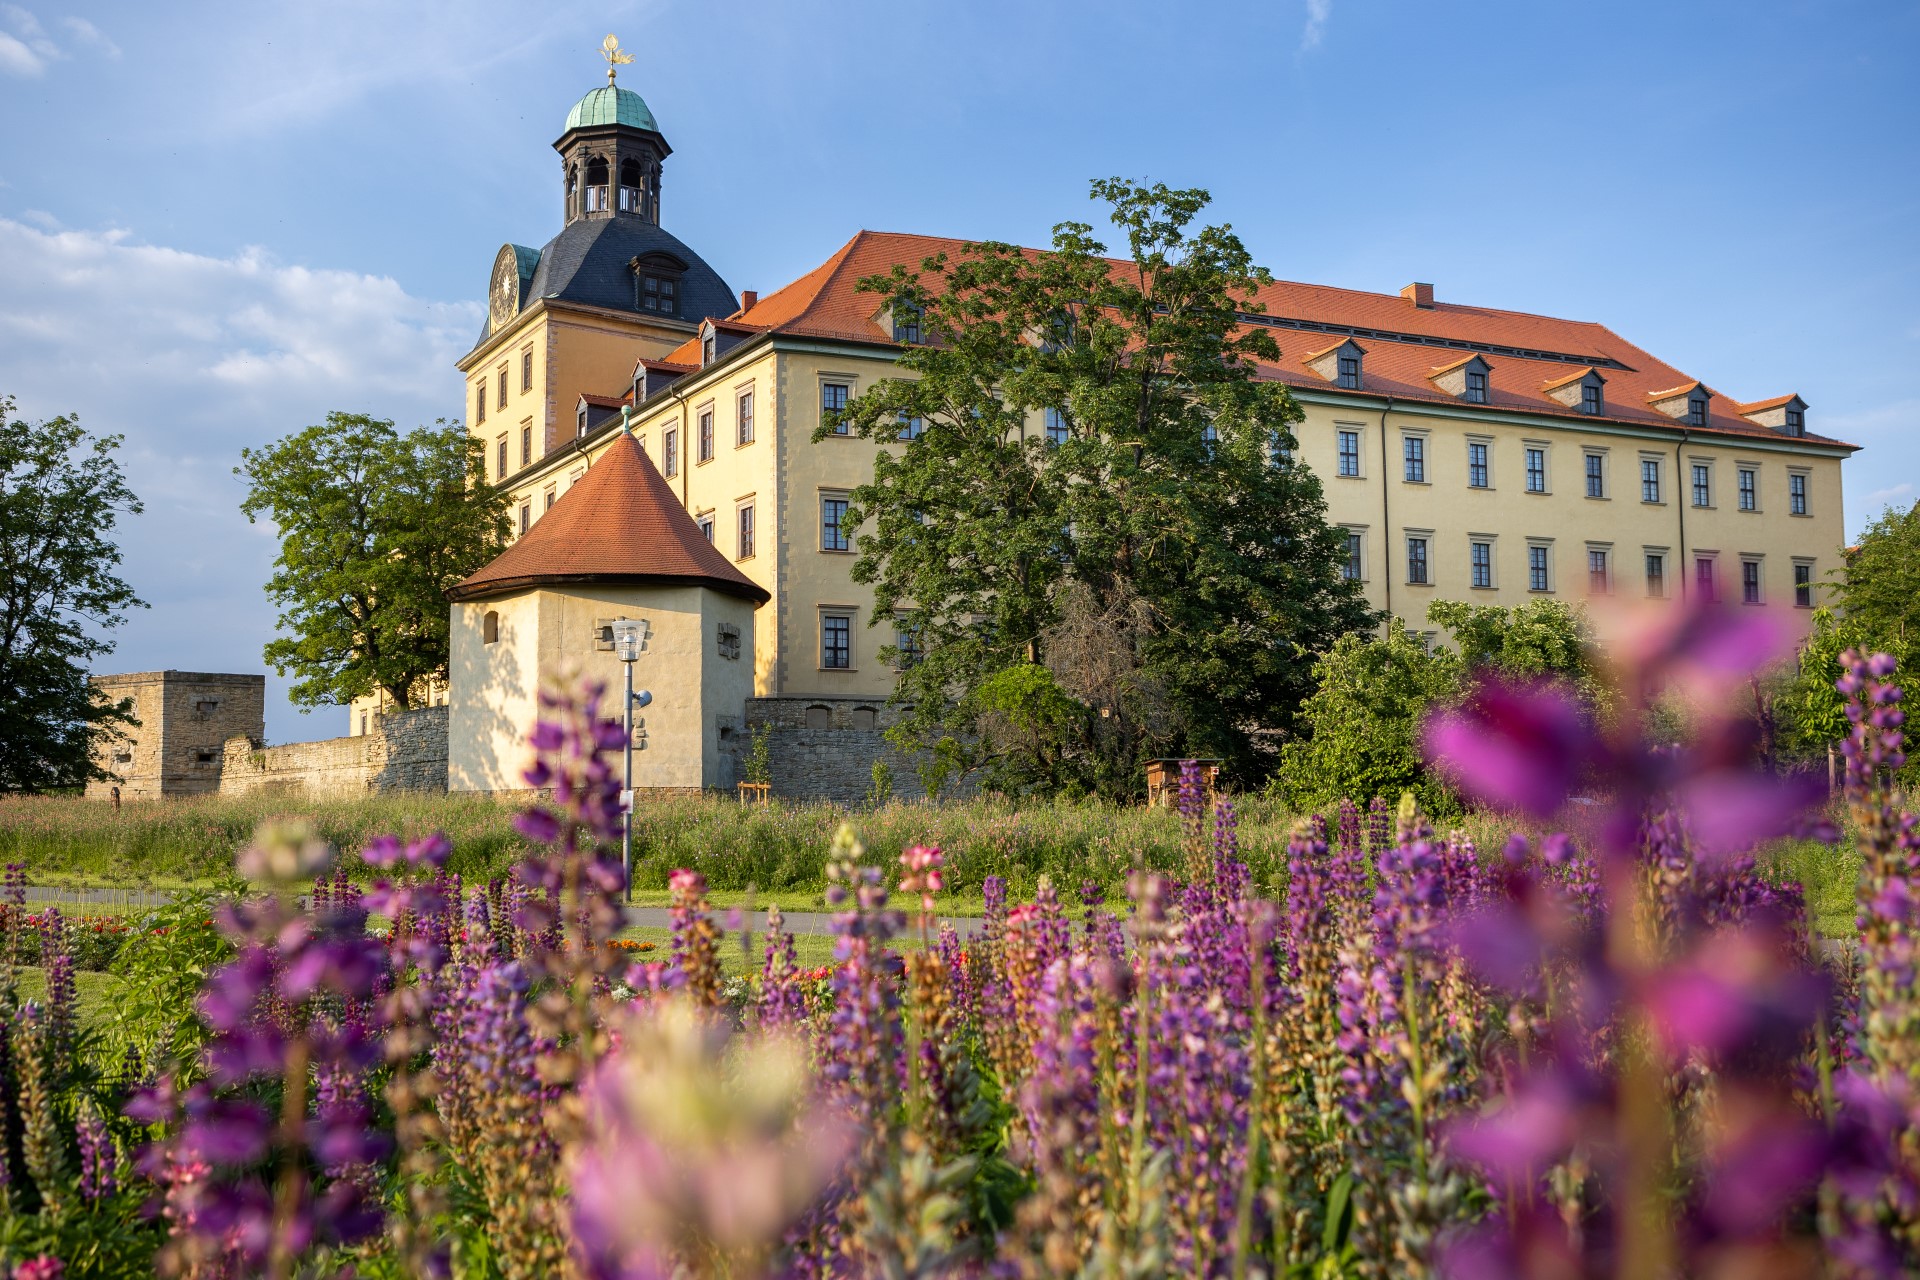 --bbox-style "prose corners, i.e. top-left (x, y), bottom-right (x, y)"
top-left (1785, 406), bottom-right (1804, 435)
top-left (1465, 369), bottom-right (1488, 404)
top-left (577, 403), bottom-right (588, 437)
top-left (701, 328), bottom-right (716, 366)
top-left (1687, 395), bottom-right (1708, 427)
top-left (639, 274), bottom-right (677, 315)
top-left (1581, 382), bottom-right (1602, 414)
top-left (893, 306), bottom-right (922, 345)
top-left (1307, 339), bottom-right (1366, 390)
top-left (1337, 354), bottom-right (1361, 389)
